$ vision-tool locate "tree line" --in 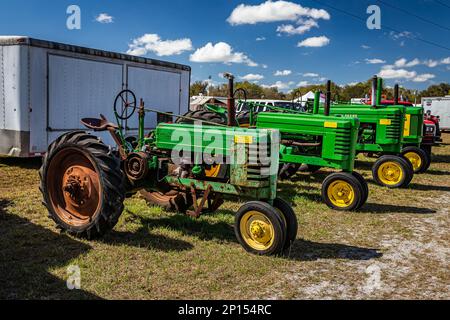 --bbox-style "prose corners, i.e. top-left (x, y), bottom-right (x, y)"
top-left (190, 79), bottom-right (450, 102)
